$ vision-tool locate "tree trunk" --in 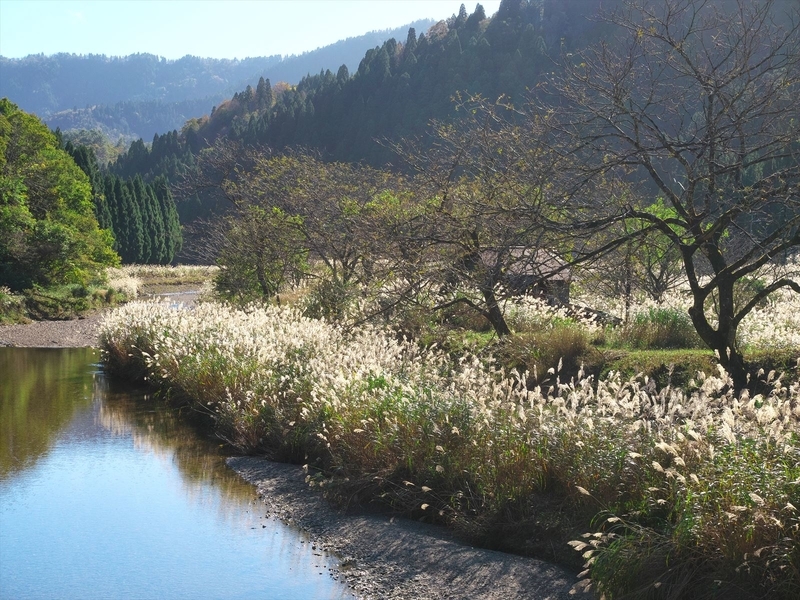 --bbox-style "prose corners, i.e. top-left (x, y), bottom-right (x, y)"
top-left (717, 343), bottom-right (748, 392)
top-left (482, 286), bottom-right (511, 337)
top-left (688, 279), bottom-right (748, 393)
